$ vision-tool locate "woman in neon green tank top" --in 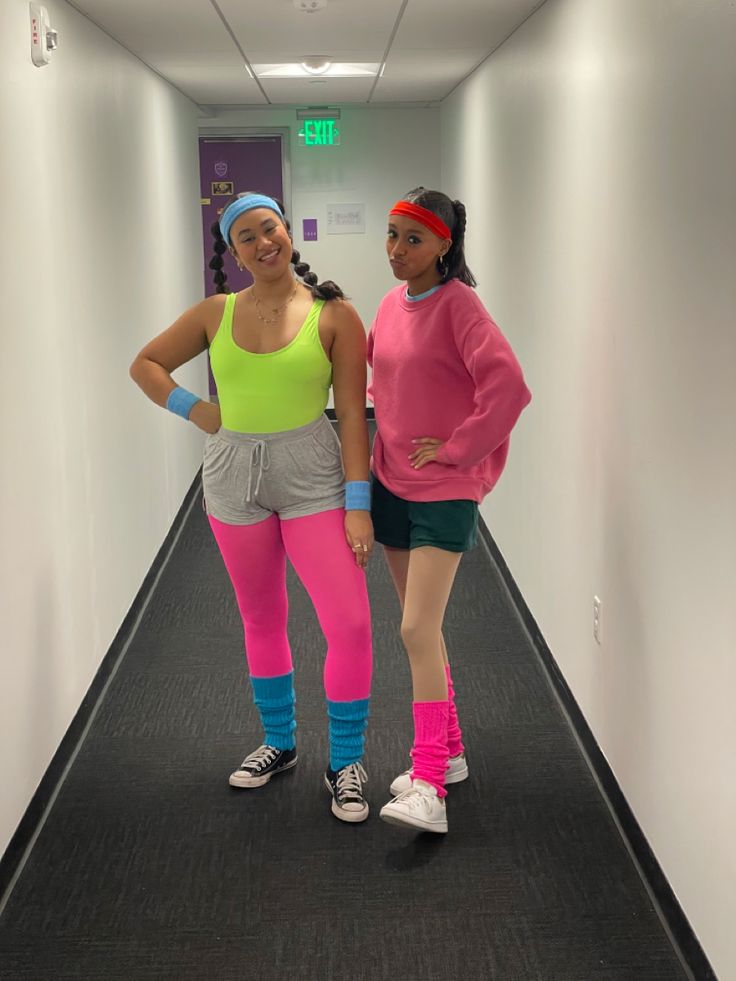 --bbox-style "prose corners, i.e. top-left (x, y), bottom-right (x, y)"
top-left (130, 192), bottom-right (373, 824)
